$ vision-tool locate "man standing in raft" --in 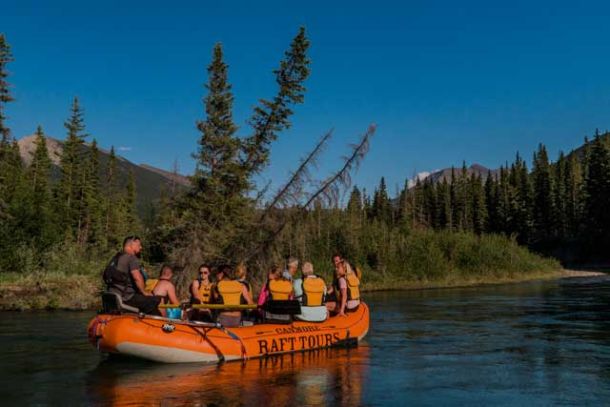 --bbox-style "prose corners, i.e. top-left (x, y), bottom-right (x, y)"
top-left (103, 236), bottom-right (161, 315)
